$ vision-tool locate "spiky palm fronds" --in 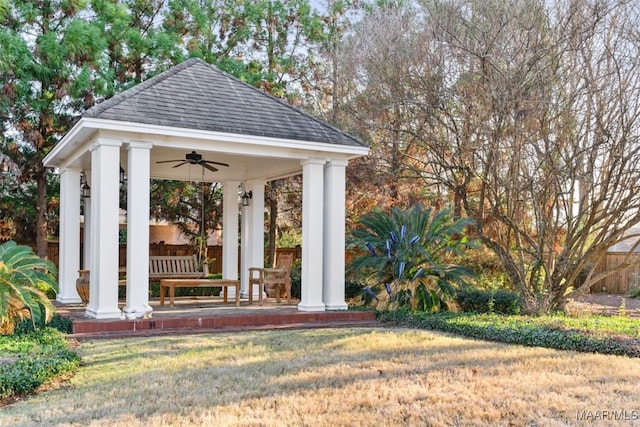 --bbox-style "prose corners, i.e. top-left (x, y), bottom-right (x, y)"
top-left (0, 241), bottom-right (58, 334)
top-left (349, 205), bottom-right (476, 311)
